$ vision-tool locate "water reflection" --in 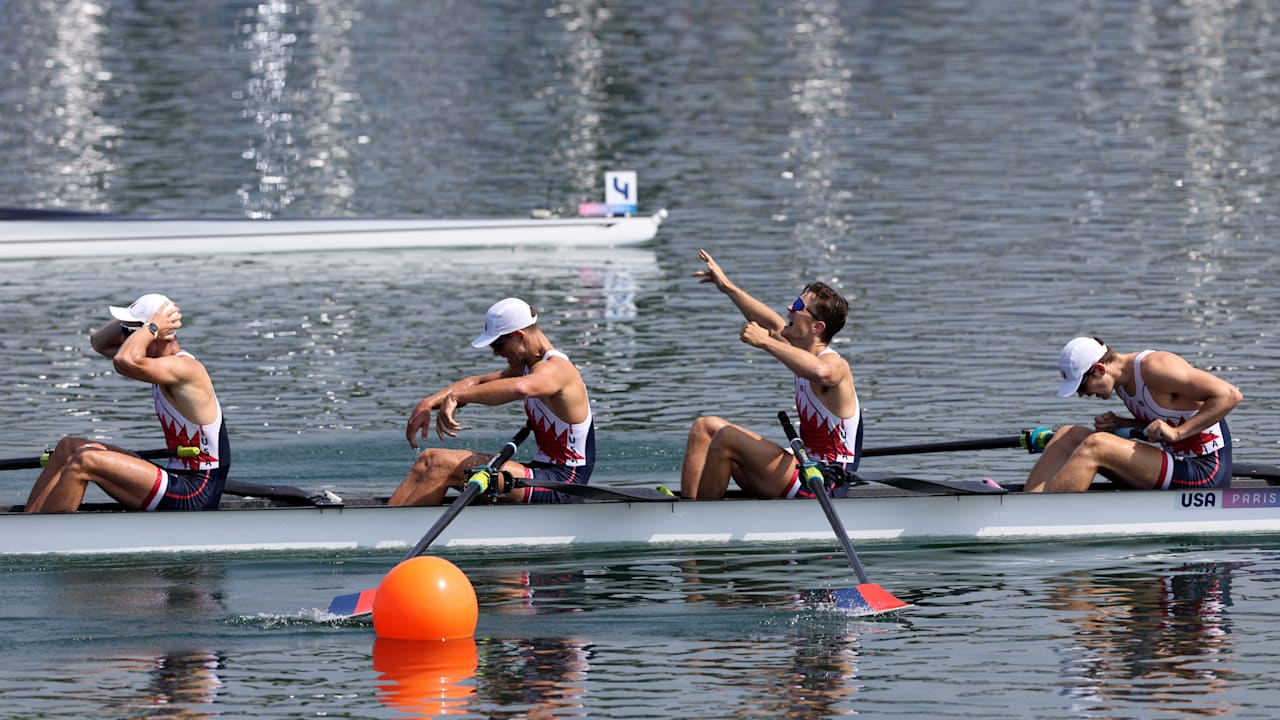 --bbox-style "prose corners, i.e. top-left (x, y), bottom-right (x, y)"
top-left (476, 637), bottom-right (591, 718)
top-left (1046, 561), bottom-right (1237, 715)
top-left (373, 637), bottom-right (477, 717)
top-left (459, 547), bottom-right (877, 716)
top-left (48, 564), bottom-right (227, 717)
top-left (122, 650), bottom-right (224, 719)
top-left (235, 0), bottom-right (364, 217)
top-left (780, 0), bottom-right (855, 278)
top-left (544, 1), bottom-right (613, 207)
top-left (11, 0), bottom-right (116, 210)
